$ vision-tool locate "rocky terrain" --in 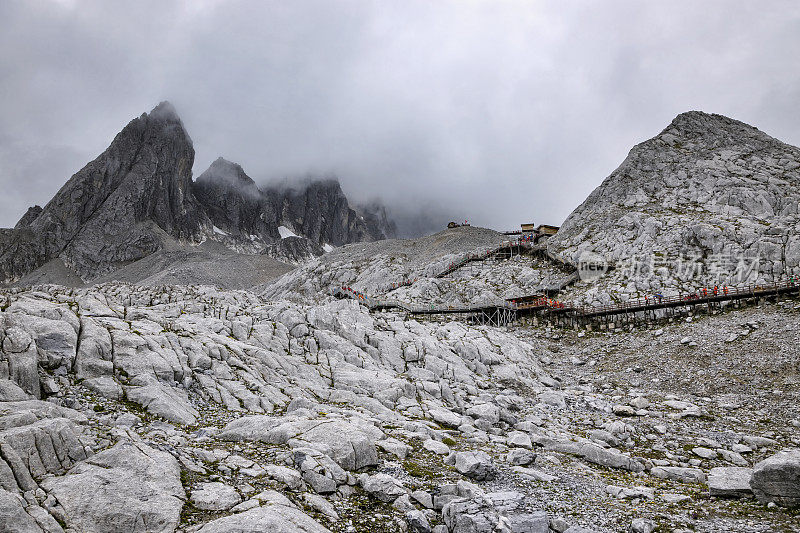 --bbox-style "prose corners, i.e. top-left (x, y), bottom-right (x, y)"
top-left (0, 282), bottom-right (797, 533)
top-left (0, 109), bottom-right (798, 533)
top-left (548, 111), bottom-right (800, 306)
top-left (260, 226), bottom-right (537, 302)
top-left (0, 103), bottom-right (394, 288)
